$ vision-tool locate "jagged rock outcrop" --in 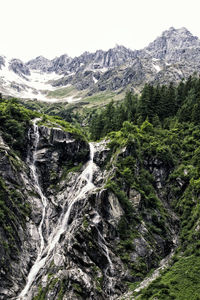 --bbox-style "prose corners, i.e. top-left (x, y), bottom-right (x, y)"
top-left (26, 56), bottom-right (54, 72)
top-left (0, 57), bottom-right (5, 70)
top-left (9, 59), bottom-right (30, 78)
top-left (46, 27), bottom-right (200, 95)
top-left (50, 54), bottom-right (72, 74)
top-left (0, 134), bottom-right (41, 299)
top-left (31, 125), bottom-right (89, 191)
top-left (143, 27), bottom-right (200, 62)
